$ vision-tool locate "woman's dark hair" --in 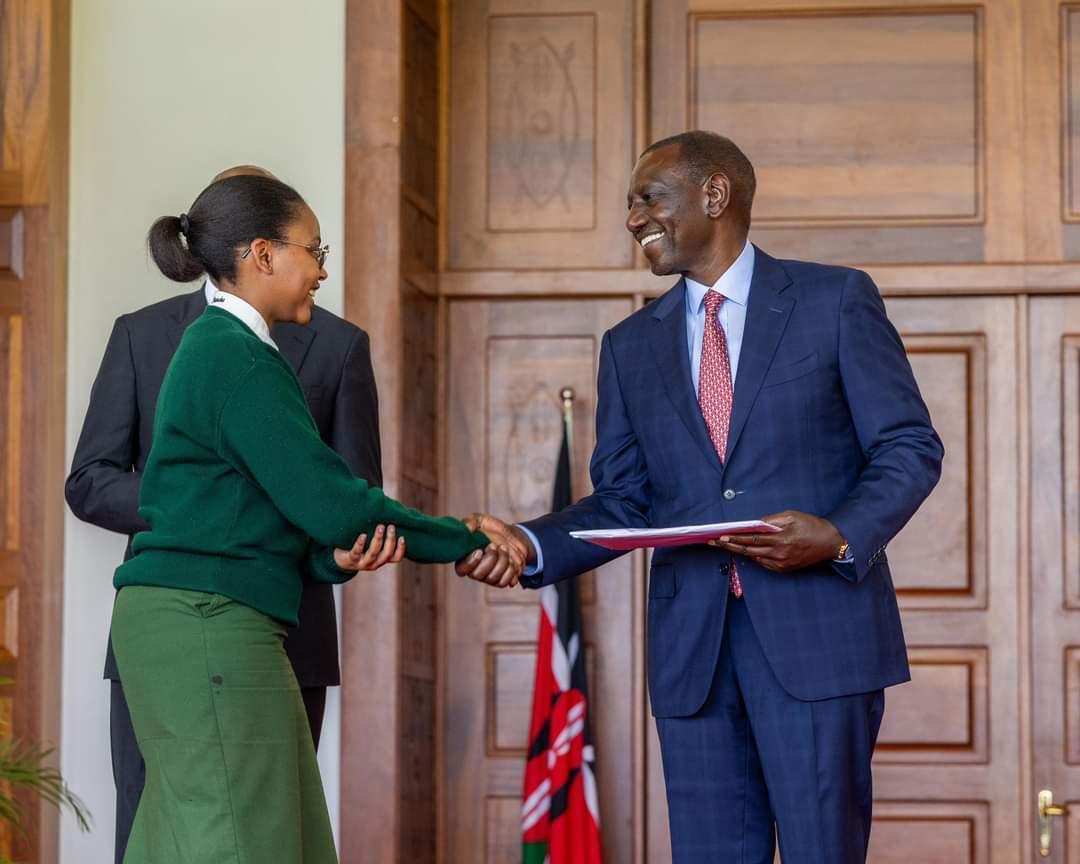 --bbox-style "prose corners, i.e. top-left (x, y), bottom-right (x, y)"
top-left (147, 175), bottom-right (306, 284)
